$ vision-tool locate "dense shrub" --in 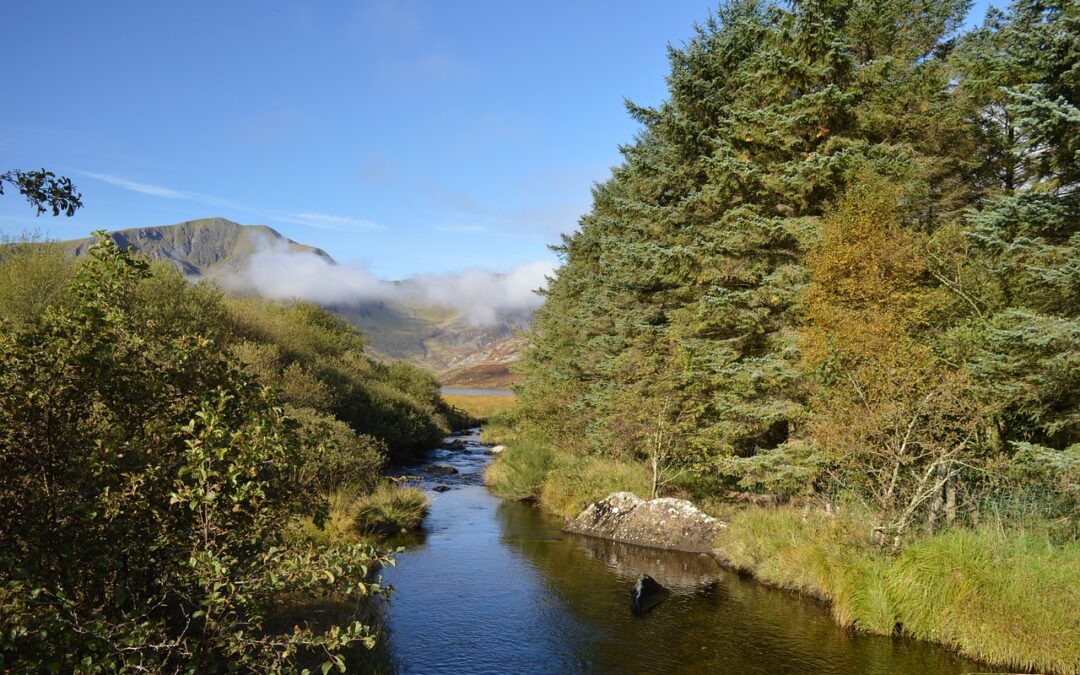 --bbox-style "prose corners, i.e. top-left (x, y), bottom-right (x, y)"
top-left (0, 236), bottom-right (391, 672)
